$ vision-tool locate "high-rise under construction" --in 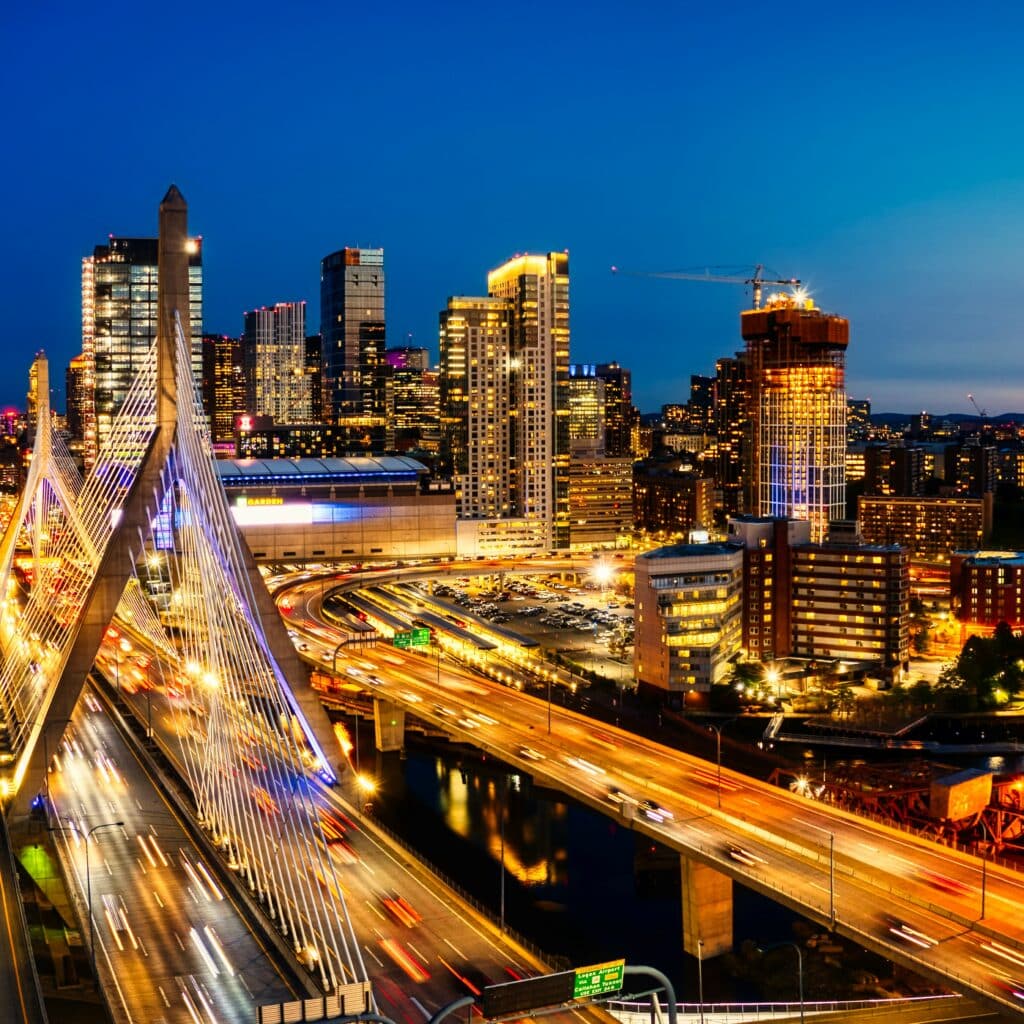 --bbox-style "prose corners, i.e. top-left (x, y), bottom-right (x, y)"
top-left (741, 295), bottom-right (849, 542)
